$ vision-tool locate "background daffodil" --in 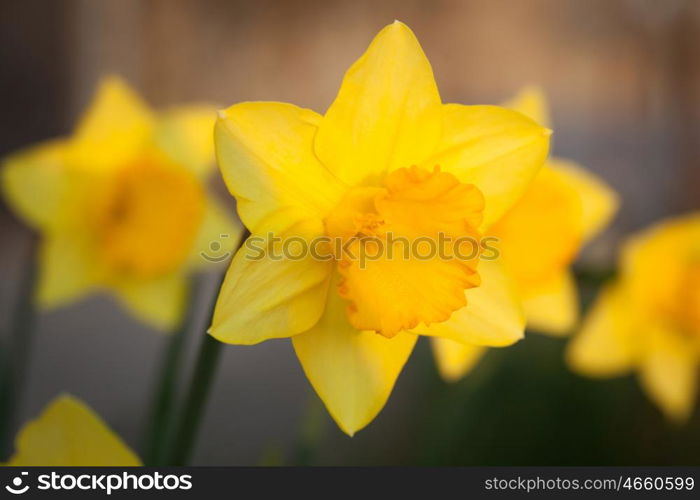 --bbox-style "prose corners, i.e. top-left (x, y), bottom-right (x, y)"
top-left (212, 22), bottom-right (550, 435)
top-left (4, 394), bottom-right (140, 466)
top-left (431, 88), bottom-right (619, 382)
top-left (2, 76), bottom-right (239, 331)
top-left (567, 214), bottom-right (700, 421)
